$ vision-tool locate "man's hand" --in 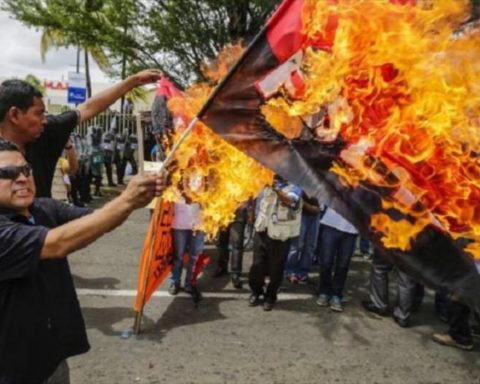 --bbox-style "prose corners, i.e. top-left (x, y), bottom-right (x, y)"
top-left (120, 172), bottom-right (167, 210)
top-left (77, 69), bottom-right (163, 123)
top-left (127, 69), bottom-right (163, 88)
